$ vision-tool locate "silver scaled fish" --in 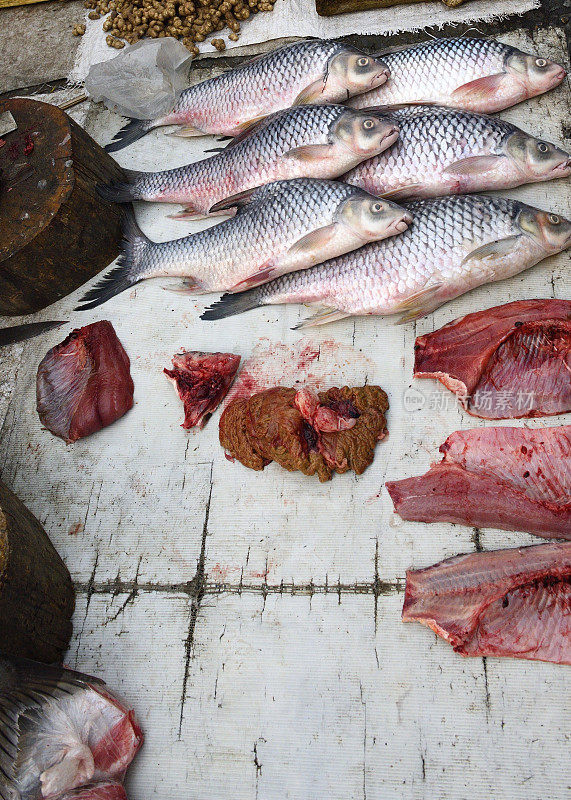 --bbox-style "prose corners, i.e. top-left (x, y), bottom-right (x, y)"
top-left (202, 196), bottom-right (571, 326)
top-left (105, 39), bottom-right (390, 151)
top-left (344, 106), bottom-right (571, 199)
top-left (77, 178), bottom-right (411, 309)
top-left (99, 105), bottom-right (399, 218)
top-left (350, 37), bottom-right (565, 114)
